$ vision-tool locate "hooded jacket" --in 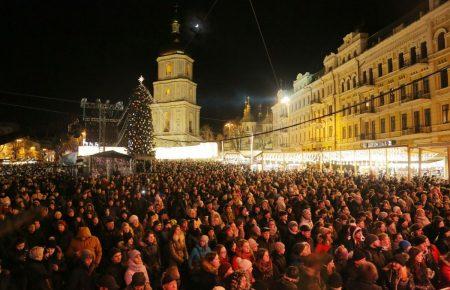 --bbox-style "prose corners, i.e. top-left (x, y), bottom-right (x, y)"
top-left (66, 227), bottom-right (102, 265)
